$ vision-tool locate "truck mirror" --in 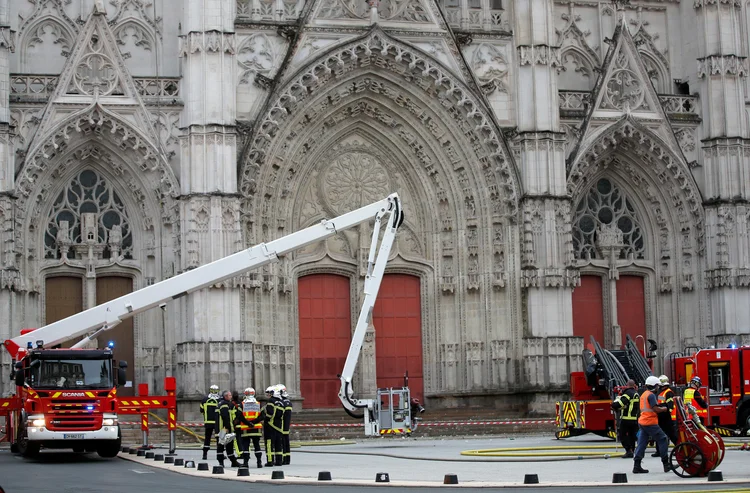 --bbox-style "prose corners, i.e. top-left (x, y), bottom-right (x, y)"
top-left (14, 362), bottom-right (24, 387)
top-left (119, 360), bottom-right (128, 369)
top-left (117, 367), bottom-right (127, 386)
